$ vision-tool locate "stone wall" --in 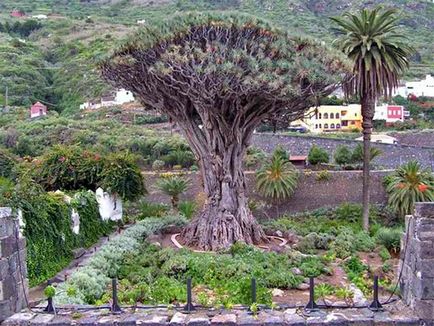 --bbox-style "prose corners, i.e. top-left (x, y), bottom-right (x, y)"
top-left (251, 133), bottom-right (434, 169)
top-left (0, 208), bottom-right (28, 322)
top-left (145, 170), bottom-right (389, 217)
top-left (400, 202), bottom-right (434, 320)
